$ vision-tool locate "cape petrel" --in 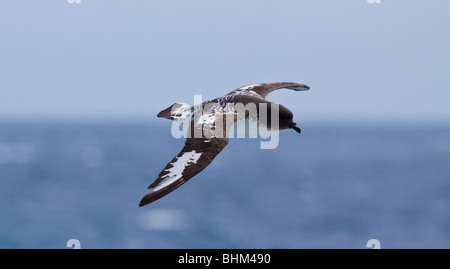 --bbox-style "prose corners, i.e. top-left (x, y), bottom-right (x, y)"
top-left (139, 82), bottom-right (310, 207)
